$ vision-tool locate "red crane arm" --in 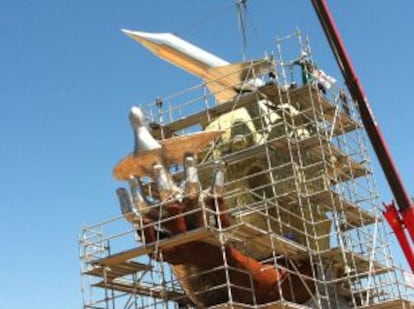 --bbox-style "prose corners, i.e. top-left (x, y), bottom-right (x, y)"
top-left (310, 0), bottom-right (414, 270)
top-left (383, 203), bottom-right (414, 271)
